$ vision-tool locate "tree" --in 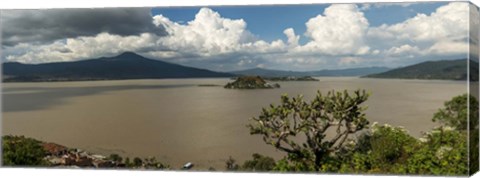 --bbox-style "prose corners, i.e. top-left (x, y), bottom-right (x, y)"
top-left (432, 94), bottom-right (478, 130)
top-left (248, 89), bottom-right (370, 171)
